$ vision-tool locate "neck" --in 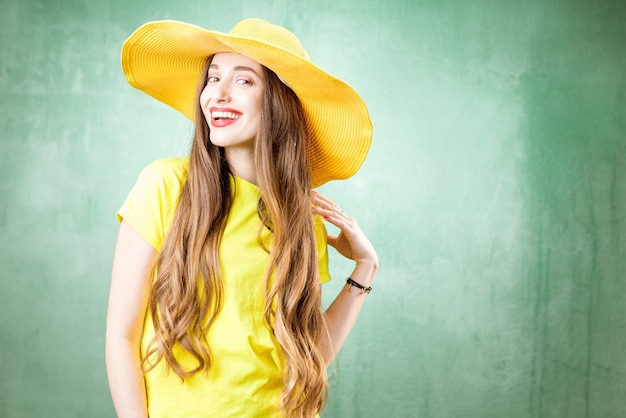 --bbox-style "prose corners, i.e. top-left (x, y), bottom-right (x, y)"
top-left (225, 147), bottom-right (257, 185)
